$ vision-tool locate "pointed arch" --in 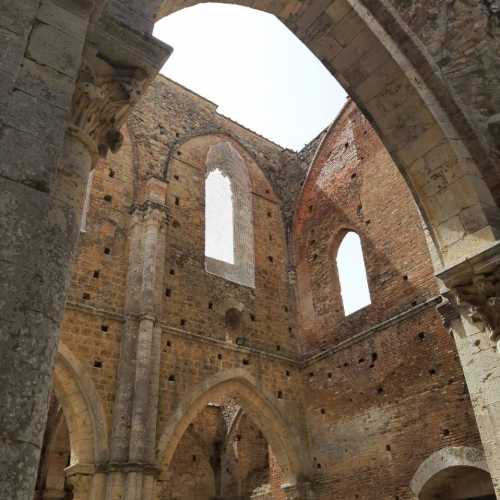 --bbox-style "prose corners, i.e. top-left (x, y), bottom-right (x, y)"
top-left (156, 369), bottom-right (307, 485)
top-left (52, 342), bottom-right (109, 465)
